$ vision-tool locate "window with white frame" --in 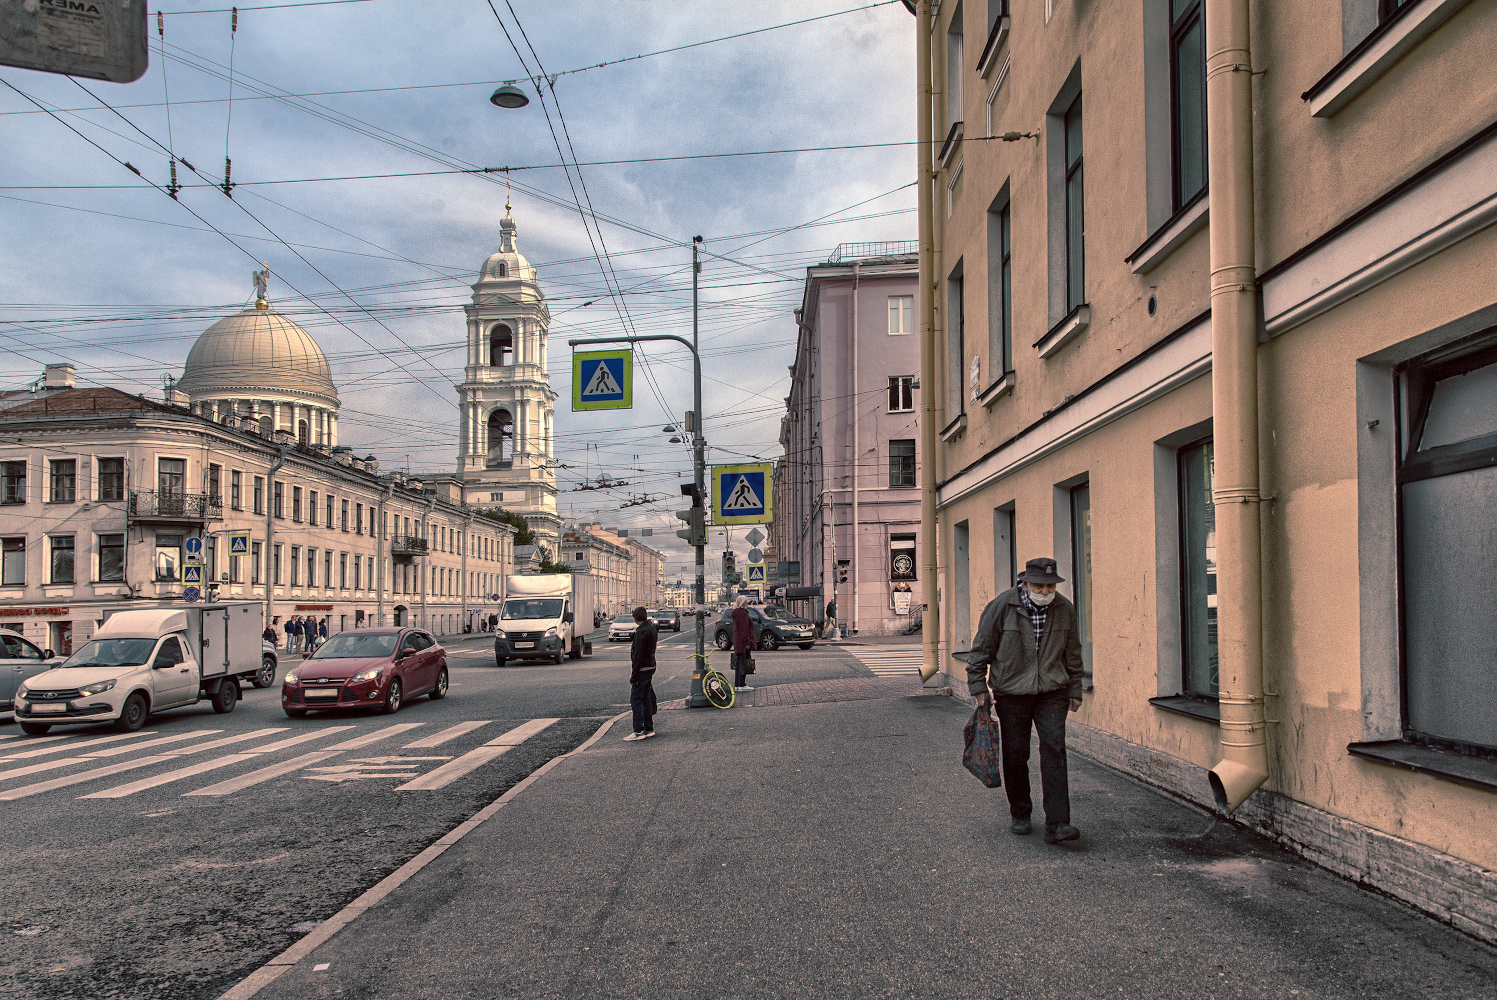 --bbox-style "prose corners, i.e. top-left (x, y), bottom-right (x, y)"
top-left (888, 376), bottom-right (915, 413)
top-left (888, 296), bottom-right (915, 335)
